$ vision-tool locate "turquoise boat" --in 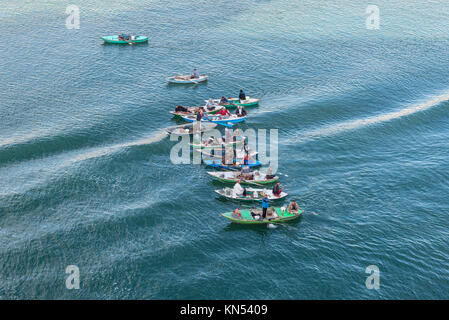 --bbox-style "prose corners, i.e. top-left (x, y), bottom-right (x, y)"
top-left (207, 97), bottom-right (259, 108)
top-left (204, 159), bottom-right (262, 170)
top-left (102, 34), bottom-right (148, 44)
top-left (222, 207), bottom-right (303, 224)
